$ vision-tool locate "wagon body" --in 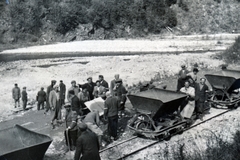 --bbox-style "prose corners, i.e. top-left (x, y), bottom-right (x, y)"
top-left (127, 89), bottom-right (188, 139)
top-left (128, 88), bottom-right (187, 119)
top-left (205, 74), bottom-right (240, 108)
top-left (0, 125), bottom-right (52, 160)
top-left (222, 69), bottom-right (240, 79)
